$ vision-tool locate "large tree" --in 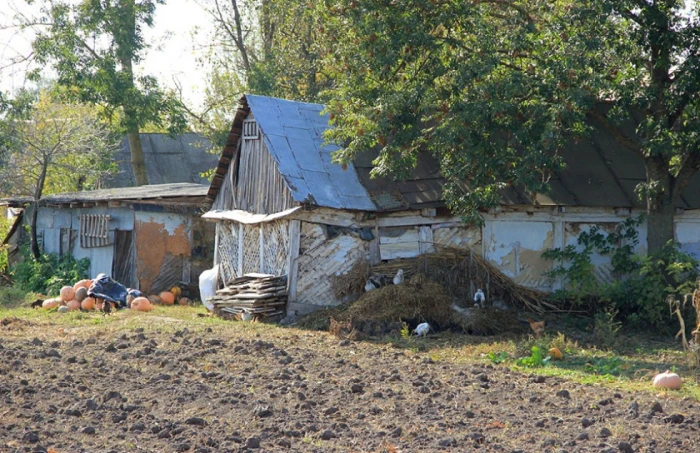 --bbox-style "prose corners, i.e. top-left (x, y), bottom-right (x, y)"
top-left (0, 90), bottom-right (117, 259)
top-left (323, 0), bottom-right (700, 254)
top-left (190, 0), bottom-right (328, 135)
top-left (22, 0), bottom-right (187, 186)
